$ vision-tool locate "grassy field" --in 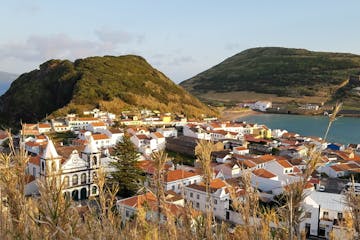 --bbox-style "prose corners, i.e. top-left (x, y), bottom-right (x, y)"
top-left (198, 91), bottom-right (329, 105)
